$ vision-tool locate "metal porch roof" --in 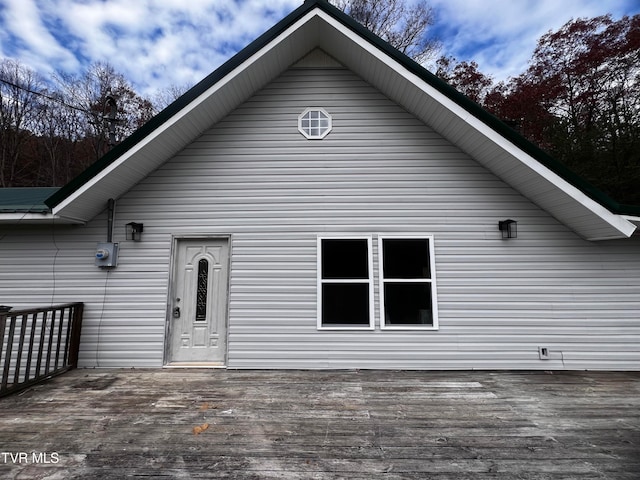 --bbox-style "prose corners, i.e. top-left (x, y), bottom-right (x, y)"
top-left (0, 187), bottom-right (59, 213)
